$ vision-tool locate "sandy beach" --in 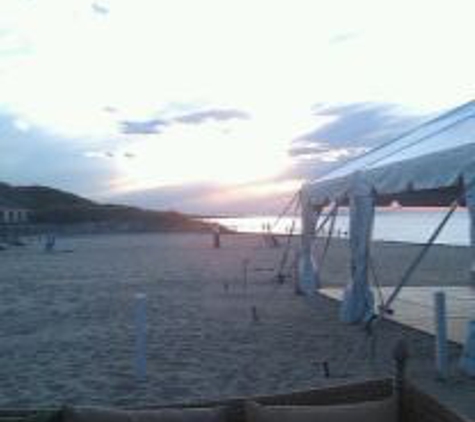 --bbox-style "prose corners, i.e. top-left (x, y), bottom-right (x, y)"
top-left (0, 233), bottom-right (474, 418)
